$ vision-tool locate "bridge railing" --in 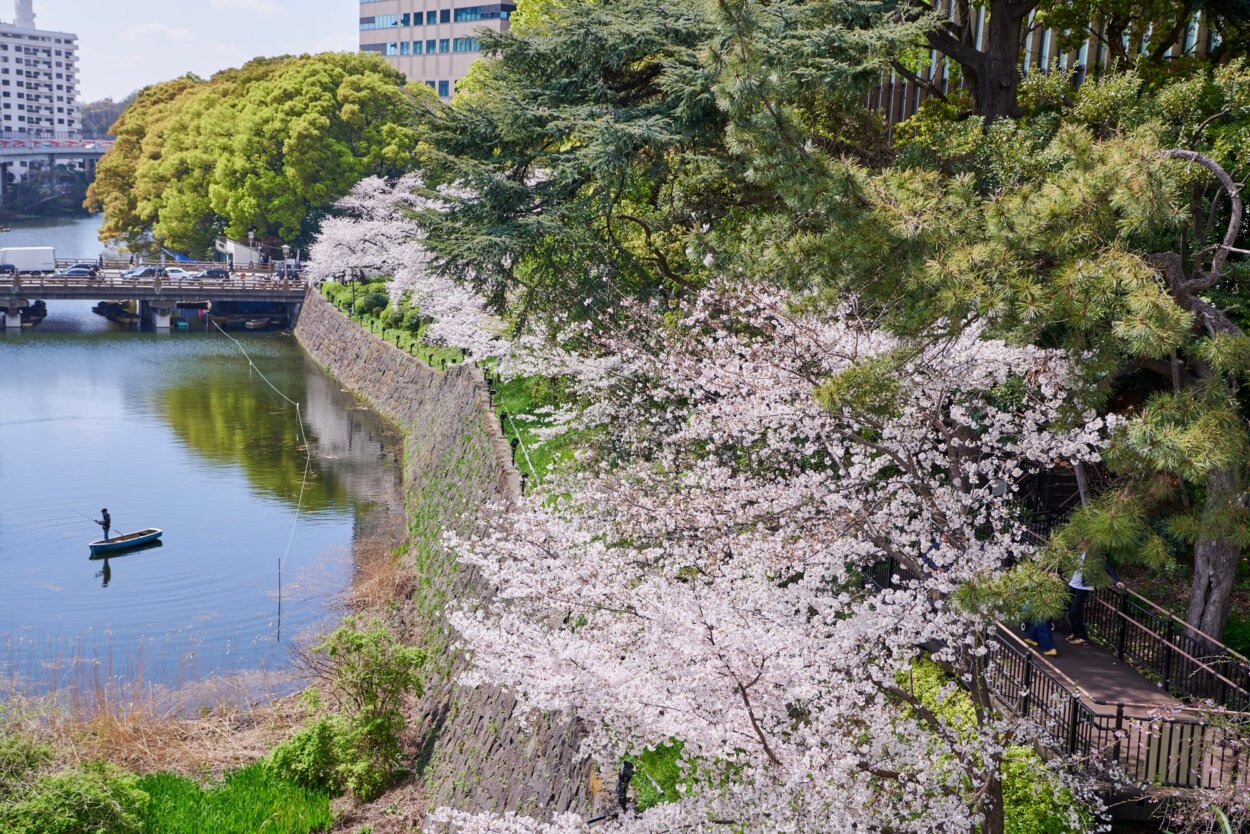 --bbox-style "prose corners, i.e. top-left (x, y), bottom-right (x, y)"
top-left (1086, 588), bottom-right (1250, 710)
top-left (0, 274), bottom-right (307, 295)
top-left (866, 558), bottom-right (1250, 791)
top-left (54, 259), bottom-right (280, 275)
